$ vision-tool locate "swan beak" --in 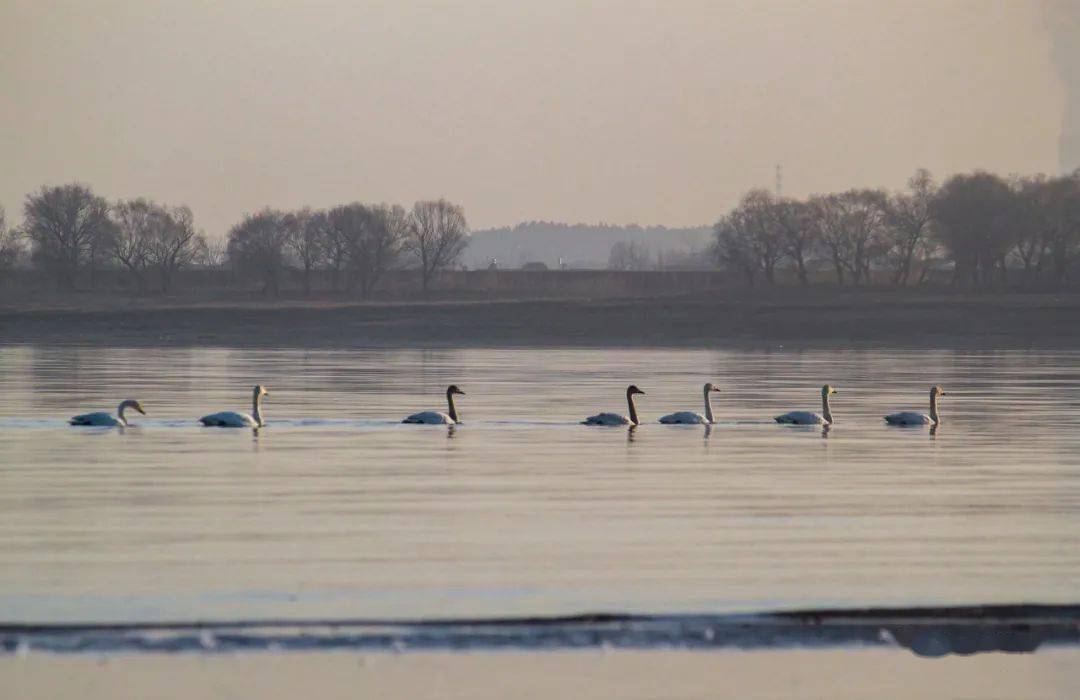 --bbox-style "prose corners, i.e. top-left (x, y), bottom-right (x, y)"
top-left (138, 407), bottom-right (147, 415)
